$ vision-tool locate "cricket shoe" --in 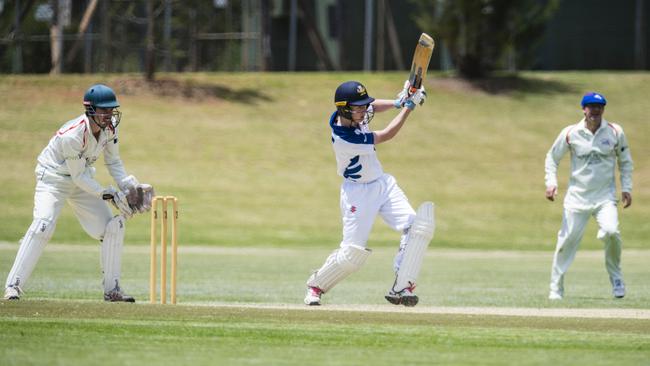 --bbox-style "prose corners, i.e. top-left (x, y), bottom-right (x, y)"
top-left (104, 286), bottom-right (135, 303)
top-left (385, 285), bottom-right (419, 307)
top-left (304, 286), bottom-right (323, 306)
top-left (3, 285), bottom-right (23, 300)
top-left (612, 279), bottom-right (626, 299)
top-left (548, 291), bottom-right (563, 300)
